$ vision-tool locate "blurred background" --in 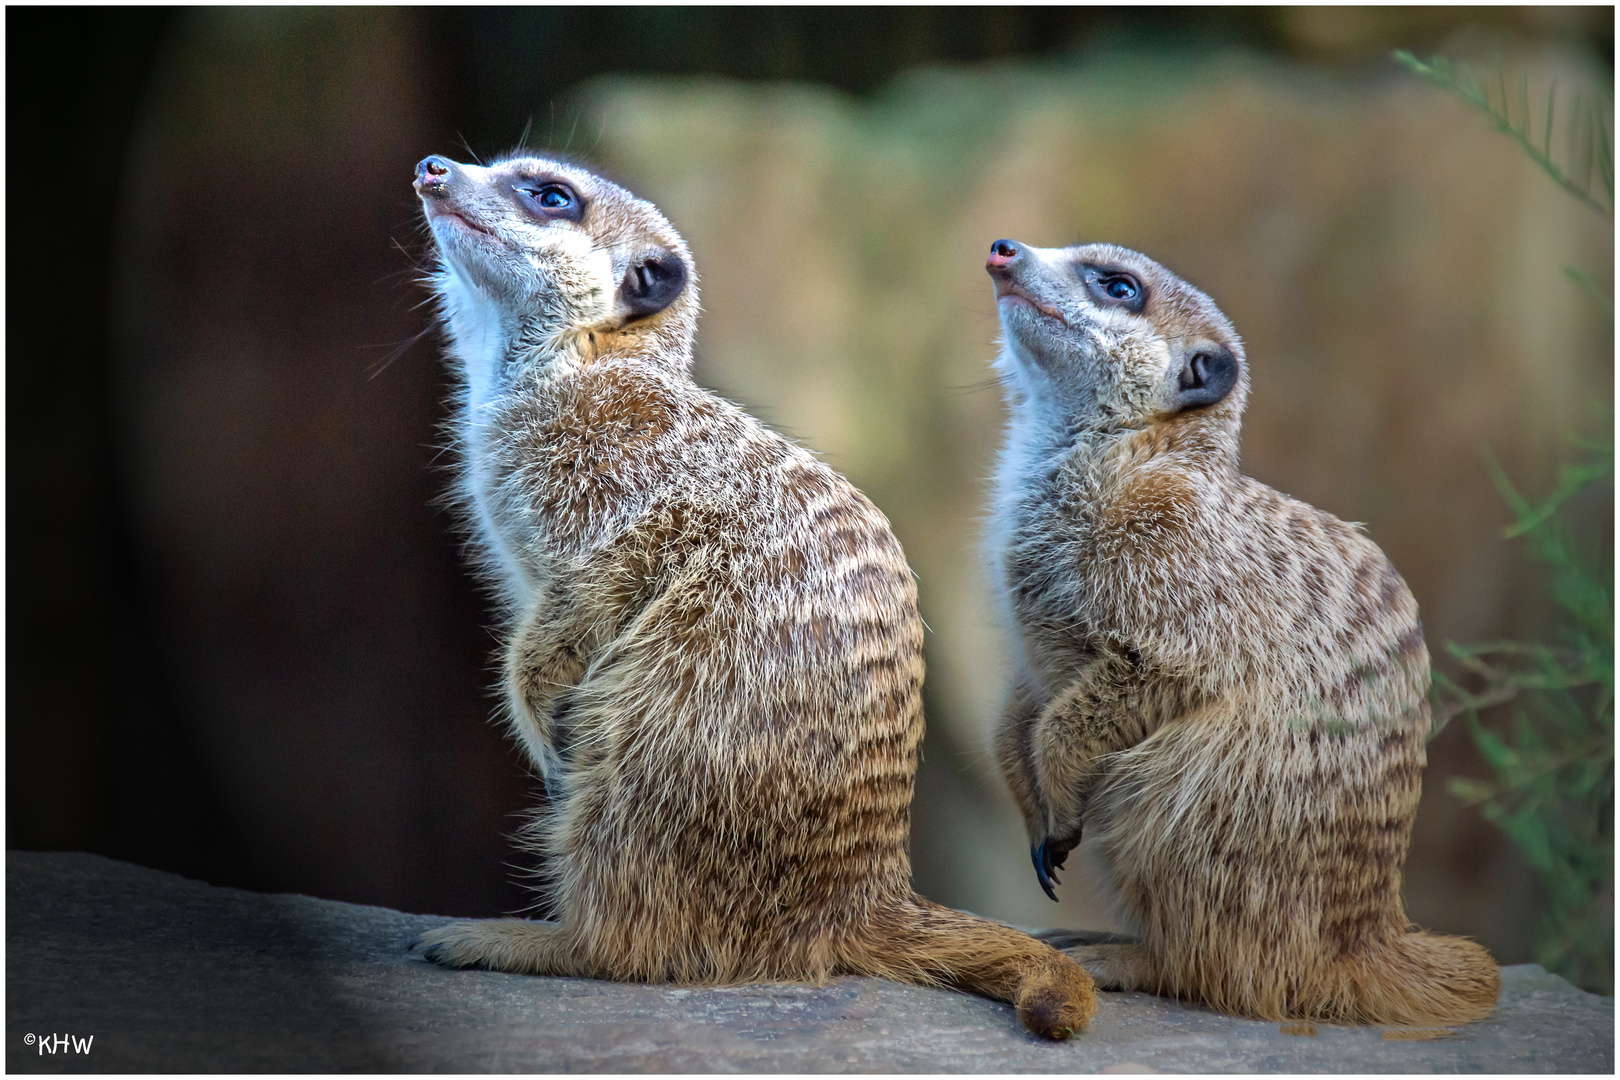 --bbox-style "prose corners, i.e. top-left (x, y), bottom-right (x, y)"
top-left (9, 7), bottom-right (1612, 989)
